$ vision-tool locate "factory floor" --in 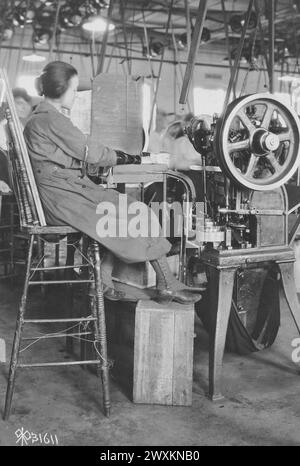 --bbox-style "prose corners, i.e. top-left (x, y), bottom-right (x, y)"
top-left (0, 277), bottom-right (300, 447)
